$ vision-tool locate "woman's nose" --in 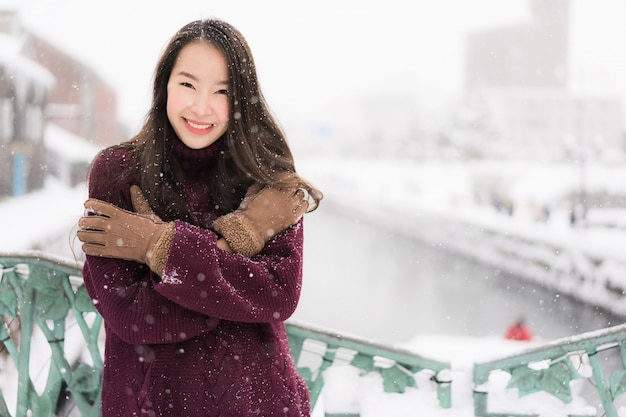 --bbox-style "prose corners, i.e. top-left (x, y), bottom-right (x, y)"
top-left (191, 93), bottom-right (213, 115)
